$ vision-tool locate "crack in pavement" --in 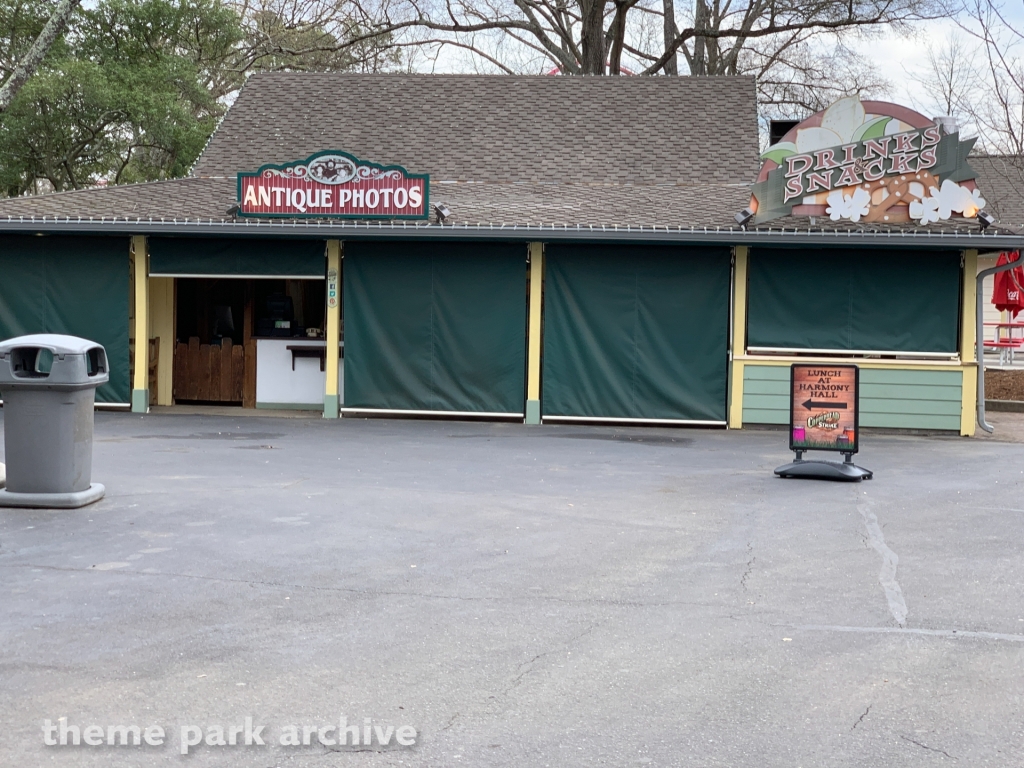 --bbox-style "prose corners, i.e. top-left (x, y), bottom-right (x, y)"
top-left (502, 623), bottom-right (600, 697)
top-left (851, 705), bottom-right (871, 731)
top-left (739, 542), bottom-right (755, 592)
top-left (859, 498), bottom-right (908, 627)
top-left (900, 735), bottom-right (956, 759)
